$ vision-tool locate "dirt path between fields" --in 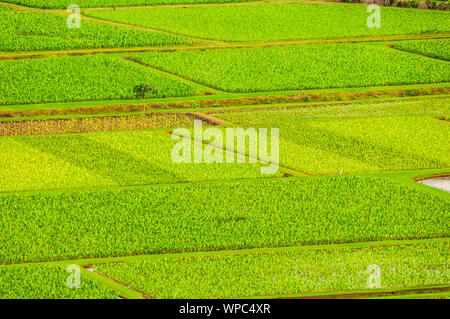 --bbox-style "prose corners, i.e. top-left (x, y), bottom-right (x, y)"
top-left (417, 176), bottom-right (450, 193)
